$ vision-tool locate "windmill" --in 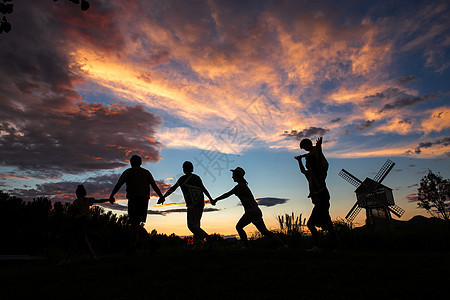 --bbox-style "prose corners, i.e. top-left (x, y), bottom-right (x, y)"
top-left (339, 159), bottom-right (405, 226)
